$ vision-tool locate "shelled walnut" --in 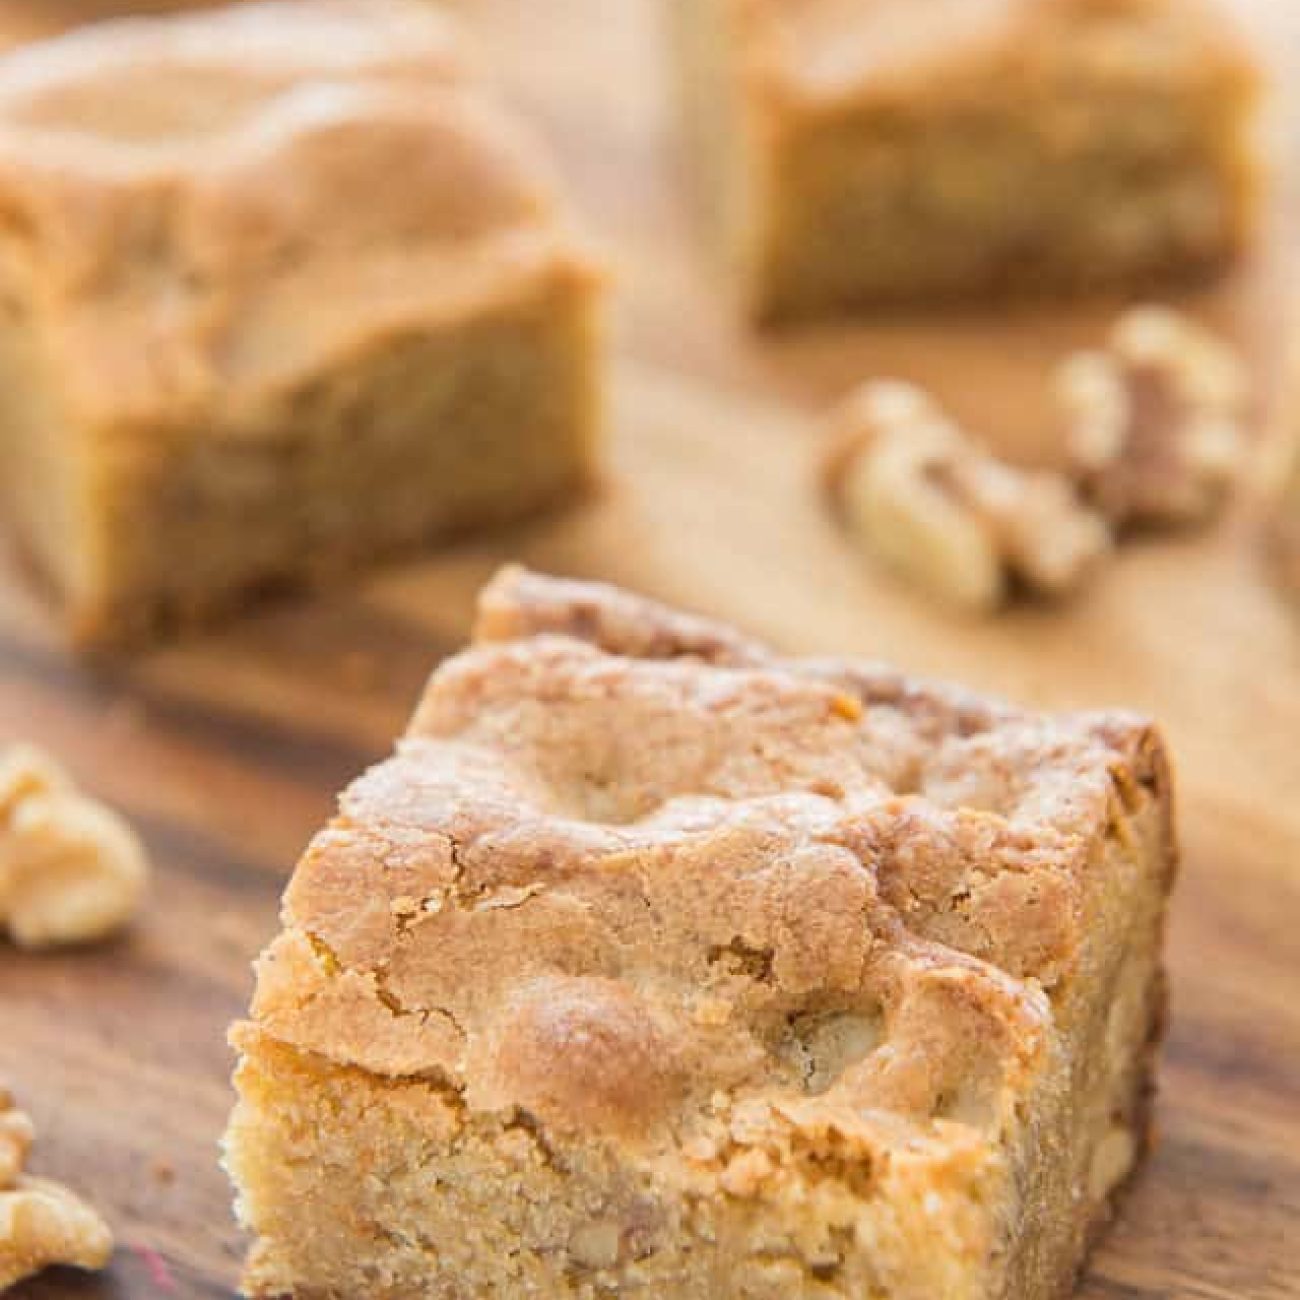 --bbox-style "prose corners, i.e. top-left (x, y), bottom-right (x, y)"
top-left (824, 382), bottom-right (1112, 612)
top-left (0, 745), bottom-right (148, 949)
top-left (1056, 306), bottom-right (1248, 529)
top-left (0, 1086), bottom-right (113, 1290)
top-left (0, 1098), bottom-right (33, 1189)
